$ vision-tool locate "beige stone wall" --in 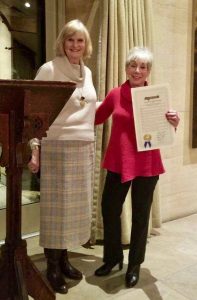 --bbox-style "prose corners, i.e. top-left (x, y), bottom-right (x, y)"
top-left (151, 0), bottom-right (197, 221)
